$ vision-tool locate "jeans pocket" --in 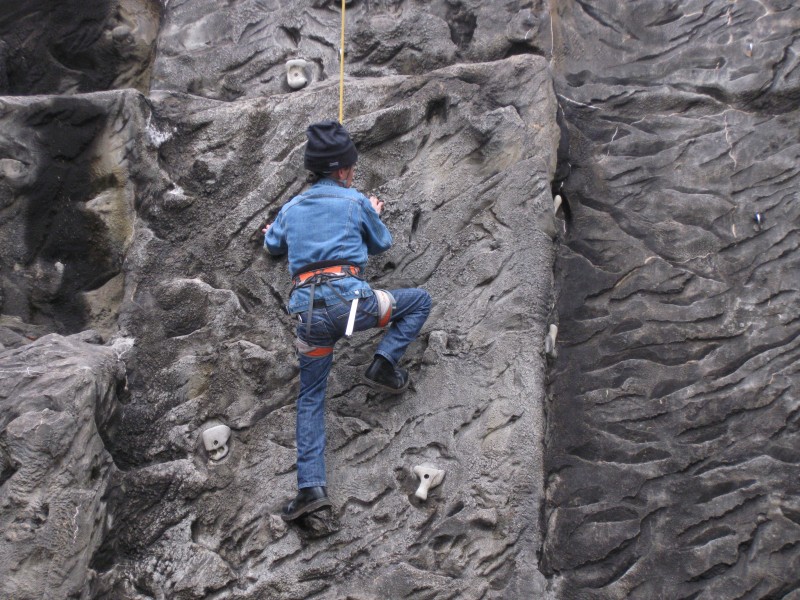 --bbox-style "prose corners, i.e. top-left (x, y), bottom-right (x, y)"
top-left (297, 309), bottom-right (335, 346)
top-left (327, 300), bottom-right (351, 322)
